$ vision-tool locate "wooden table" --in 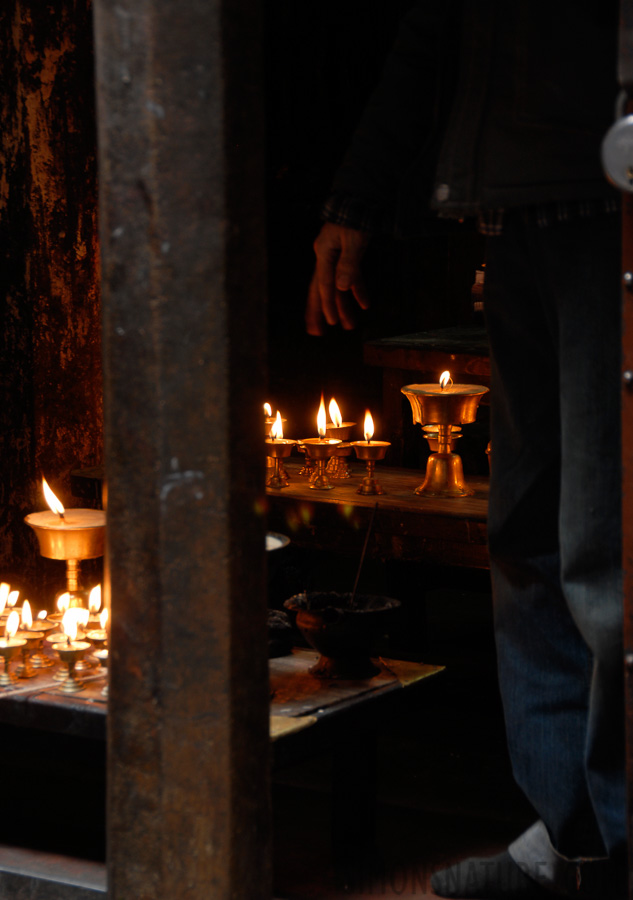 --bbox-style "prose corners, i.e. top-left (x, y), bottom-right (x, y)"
top-left (0, 648), bottom-right (443, 894)
top-left (266, 460), bottom-right (489, 570)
